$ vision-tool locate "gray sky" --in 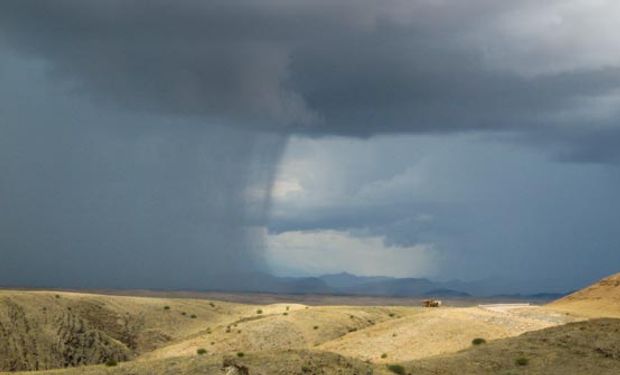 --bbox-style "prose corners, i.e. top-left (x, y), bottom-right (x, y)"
top-left (1, 1), bottom-right (619, 292)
